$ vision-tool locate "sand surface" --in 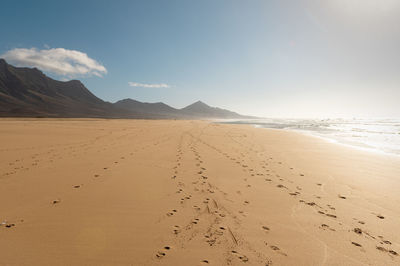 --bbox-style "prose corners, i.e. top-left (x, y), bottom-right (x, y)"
top-left (0, 119), bottom-right (399, 265)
